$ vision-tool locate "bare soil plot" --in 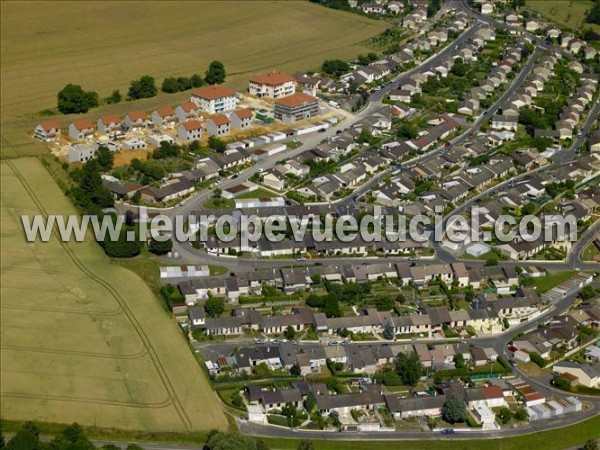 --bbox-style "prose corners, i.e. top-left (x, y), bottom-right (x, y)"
top-left (0, 158), bottom-right (227, 432)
